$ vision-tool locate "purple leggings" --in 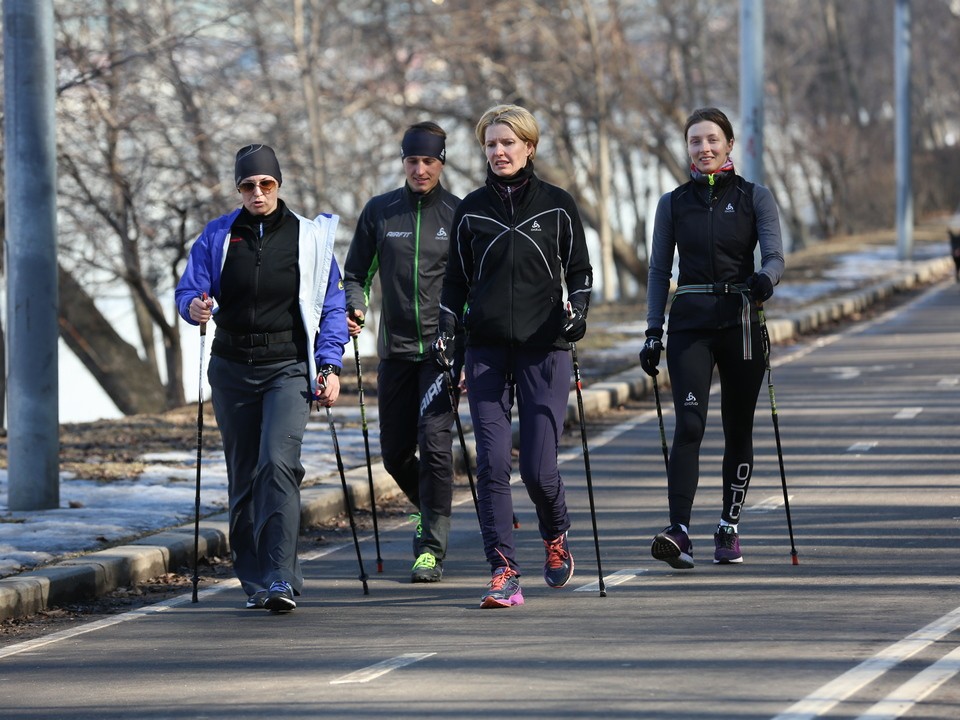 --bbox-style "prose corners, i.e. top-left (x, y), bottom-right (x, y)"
top-left (465, 345), bottom-right (572, 574)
